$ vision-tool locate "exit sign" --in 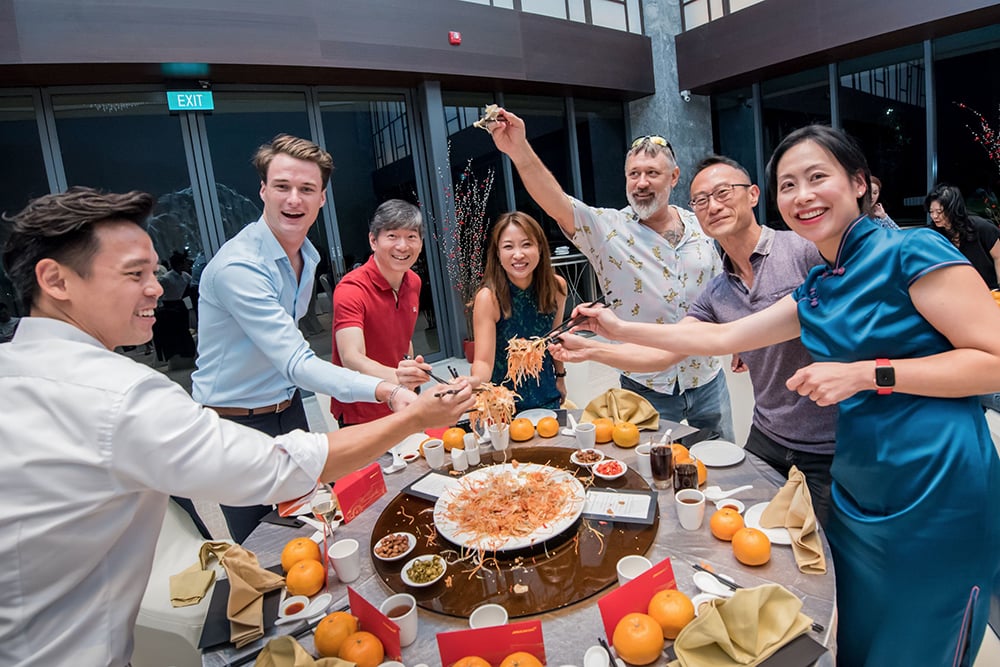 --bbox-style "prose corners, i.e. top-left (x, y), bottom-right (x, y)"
top-left (166, 91), bottom-right (214, 111)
